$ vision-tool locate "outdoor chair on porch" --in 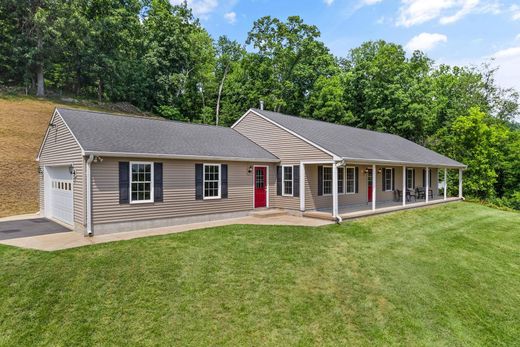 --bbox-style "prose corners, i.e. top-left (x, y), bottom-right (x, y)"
top-left (416, 187), bottom-right (433, 200)
top-left (407, 189), bottom-right (416, 202)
